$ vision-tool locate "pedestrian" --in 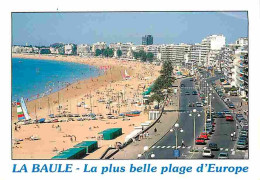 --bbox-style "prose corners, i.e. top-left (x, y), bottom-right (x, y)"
top-left (241, 101), bottom-right (243, 107)
top-left (181, 139), bottom-right (185, 147)
top-left (231, 133), bottom-right (234, 141)
top-left (233, 131), bottom-right (236, 139)
top-left (146, 132), bottom-right (149, 138)
top-left (154, 128), bottom-right (157, 133)
top-left (236, 124), bottom-right (239, 129)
